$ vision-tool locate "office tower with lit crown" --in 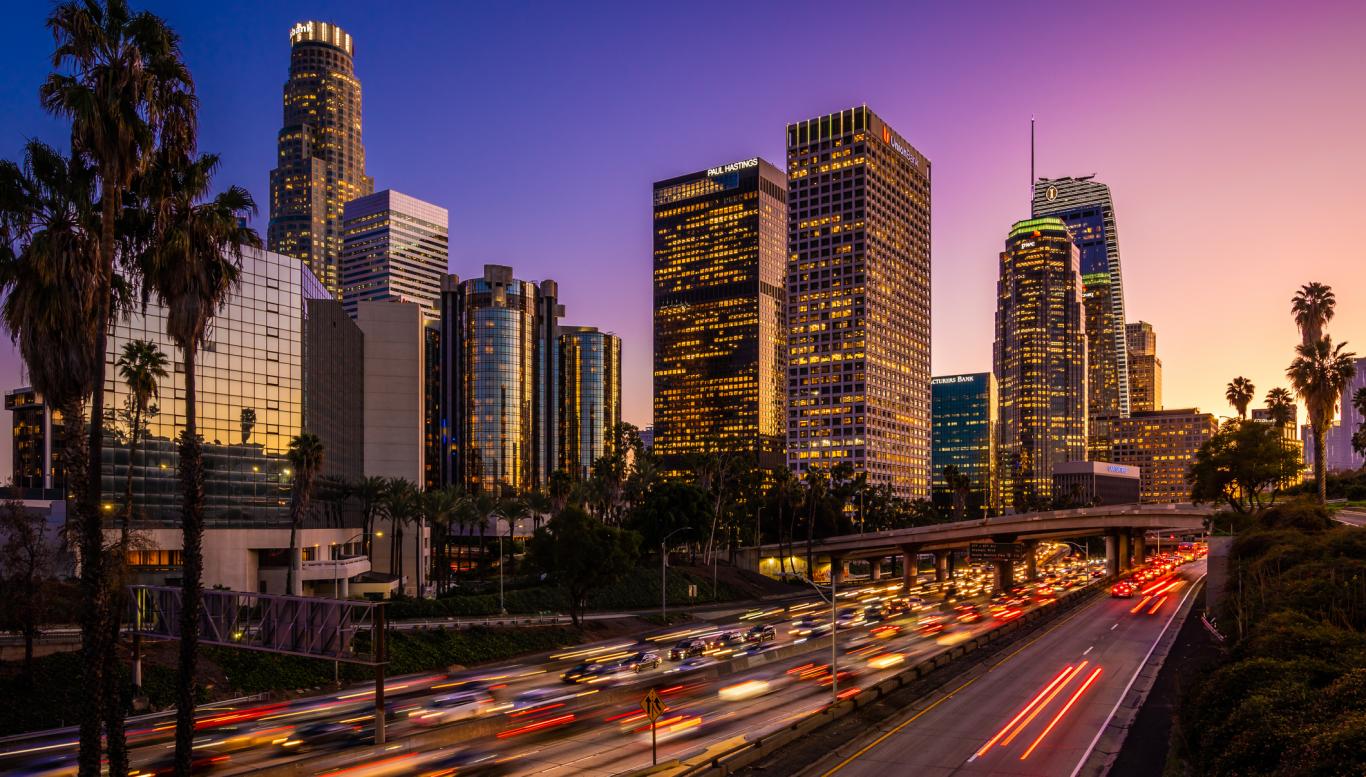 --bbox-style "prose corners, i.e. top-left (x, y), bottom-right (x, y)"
top-left (5, 388), bottom-right (64, 493)
top-left (931, 373), bottom-right (999, 516)
top-left (1125, 321), bottom-right (1162, 413)
top-left (340, 190), bottom-right (449, 323)
top-left (786, 107), bottom-right (932, 498)
top-left (1032, 177), bottom-right (1129, 460)
top-left (1110, 409), bottom-right (1219, 502)
top-left (994, 217), bottom-right (1088, 510)
top-left (652, 157), bottom-right (787, 471)
top-left (269, 21), bottom-right (374, 297)
top-left (439, 266), bottom-right (563, 494)
top-left (559, 326), bottom-right (622, 479)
